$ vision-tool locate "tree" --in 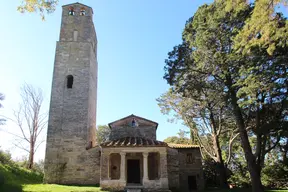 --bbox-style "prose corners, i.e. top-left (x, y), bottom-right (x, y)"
top-left (163, 1), bottom-right (287, 191)
top-left (0, 93), bottom-right (5, 125)
top-left (2, 84), bottom-right (47, 169)
top-left (96, 125), bottom-right (110, 144)
top-left (225, 0), bottom-right (288, 55)
top-left (163, 129), bottom-right (192, 144)
top-left (17, 0), bottom-right (58, 20)
top-left (158, 89), bottom-right (239, 188)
